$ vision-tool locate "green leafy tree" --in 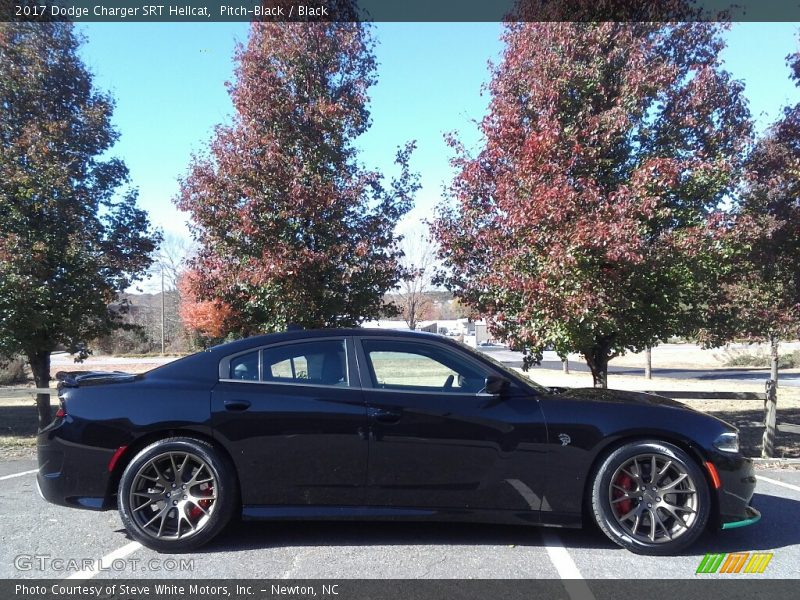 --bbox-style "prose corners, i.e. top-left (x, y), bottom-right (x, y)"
top-left (706, 48), bottom-right (800, 381)
top-left (177, 18), bottom-right (418, 334)
top-left (0, 23), bottom-right (159, 425)
top-left (433, 23), bottom-right (751, 387)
